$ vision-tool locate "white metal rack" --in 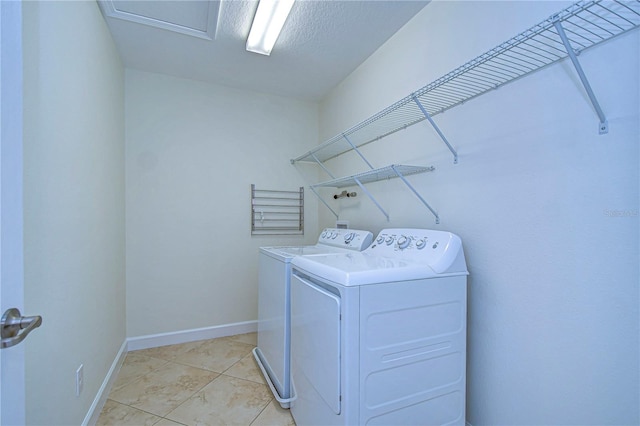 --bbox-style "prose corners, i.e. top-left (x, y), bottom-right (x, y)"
top-left (310, 165), bottom-right (436, 222)
top-left (251, 185), bottom-right (304, 235)
top-left (292, 0), bottom-right (640, 222)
